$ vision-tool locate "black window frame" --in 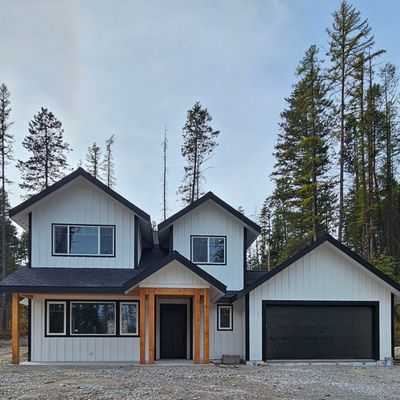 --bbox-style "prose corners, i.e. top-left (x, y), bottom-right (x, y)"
top-left (190, 235), bottom-right (227, 265)
top-left (44, 299), bottom-right (140, 338)
top-left (46, 301), bottom-right (67, 336)
top-left (52, 224), bottom-right (116, 258)
top-left (217, 304), bottom-right (233, 331)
